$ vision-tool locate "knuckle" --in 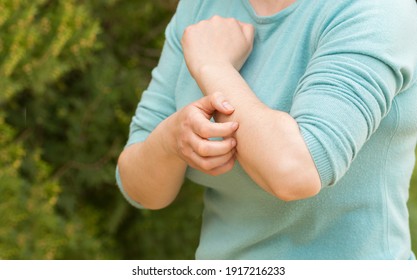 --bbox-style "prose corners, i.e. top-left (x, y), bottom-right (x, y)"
top-left (223, 160), bottom-right (235, 172)
top-left (184, 111), bottom-right (198, 129)
top-left (189, 162), bottom-right (200, 171)
top-left (182, 25), bottom-right (199, 40)
top-left (200, 160), bottom-right (213, 171)
top-left (249, 24), bottom-right (255, 33)
top-left (245, 22), bottom-right (254, 30)
top-left (180, 106), bottom-right (192, 120)
top-left (196, 142), bottom-right (209, 156)
top-left (183, 116), bottom-right (193, 129)
top-left (178, 144), bottom-right (188, 157)
top-left (182, 27), bottom-right (191, 41)
top-left (199, 126), bottom-right (211, 139)
top-left (184, 25), bottom-right (195, 34)
top-left (178, 131), bottom-right (188, 144)
top-left (210, 162), bottom-right (233, 176)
